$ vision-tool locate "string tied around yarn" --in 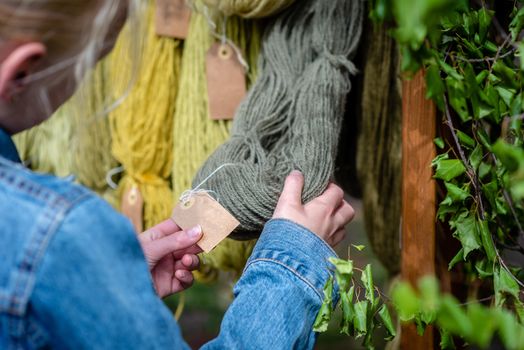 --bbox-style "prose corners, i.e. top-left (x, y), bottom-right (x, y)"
top-left (179, 163), bottom-right (236, 205)
top-left (322, 50), bottom-right (359, 75)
